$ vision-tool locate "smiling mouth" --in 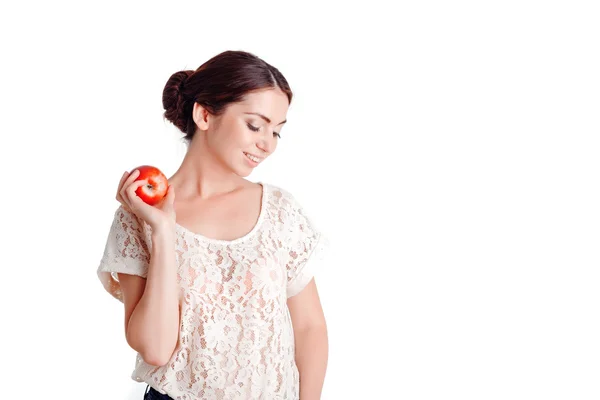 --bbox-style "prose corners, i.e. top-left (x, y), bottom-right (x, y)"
top-left (244, 152), bottom-right (262, 163)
